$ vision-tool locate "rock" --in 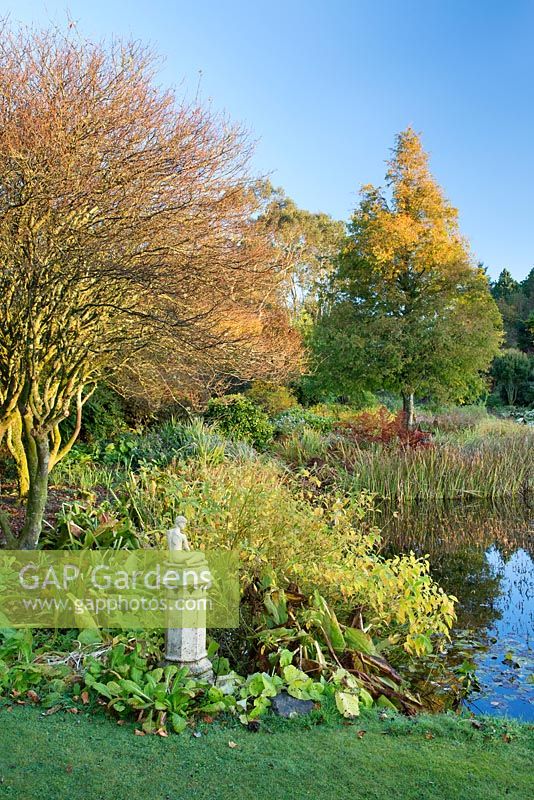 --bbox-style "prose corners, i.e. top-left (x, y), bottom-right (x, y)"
top-left (271, 692), bottom-right (314, 718)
